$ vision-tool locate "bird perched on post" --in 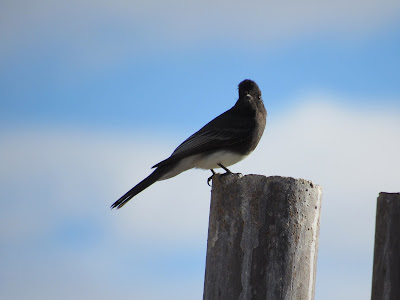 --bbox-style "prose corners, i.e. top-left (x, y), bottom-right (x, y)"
top-left (111, 79), bottom-right (267, 209)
